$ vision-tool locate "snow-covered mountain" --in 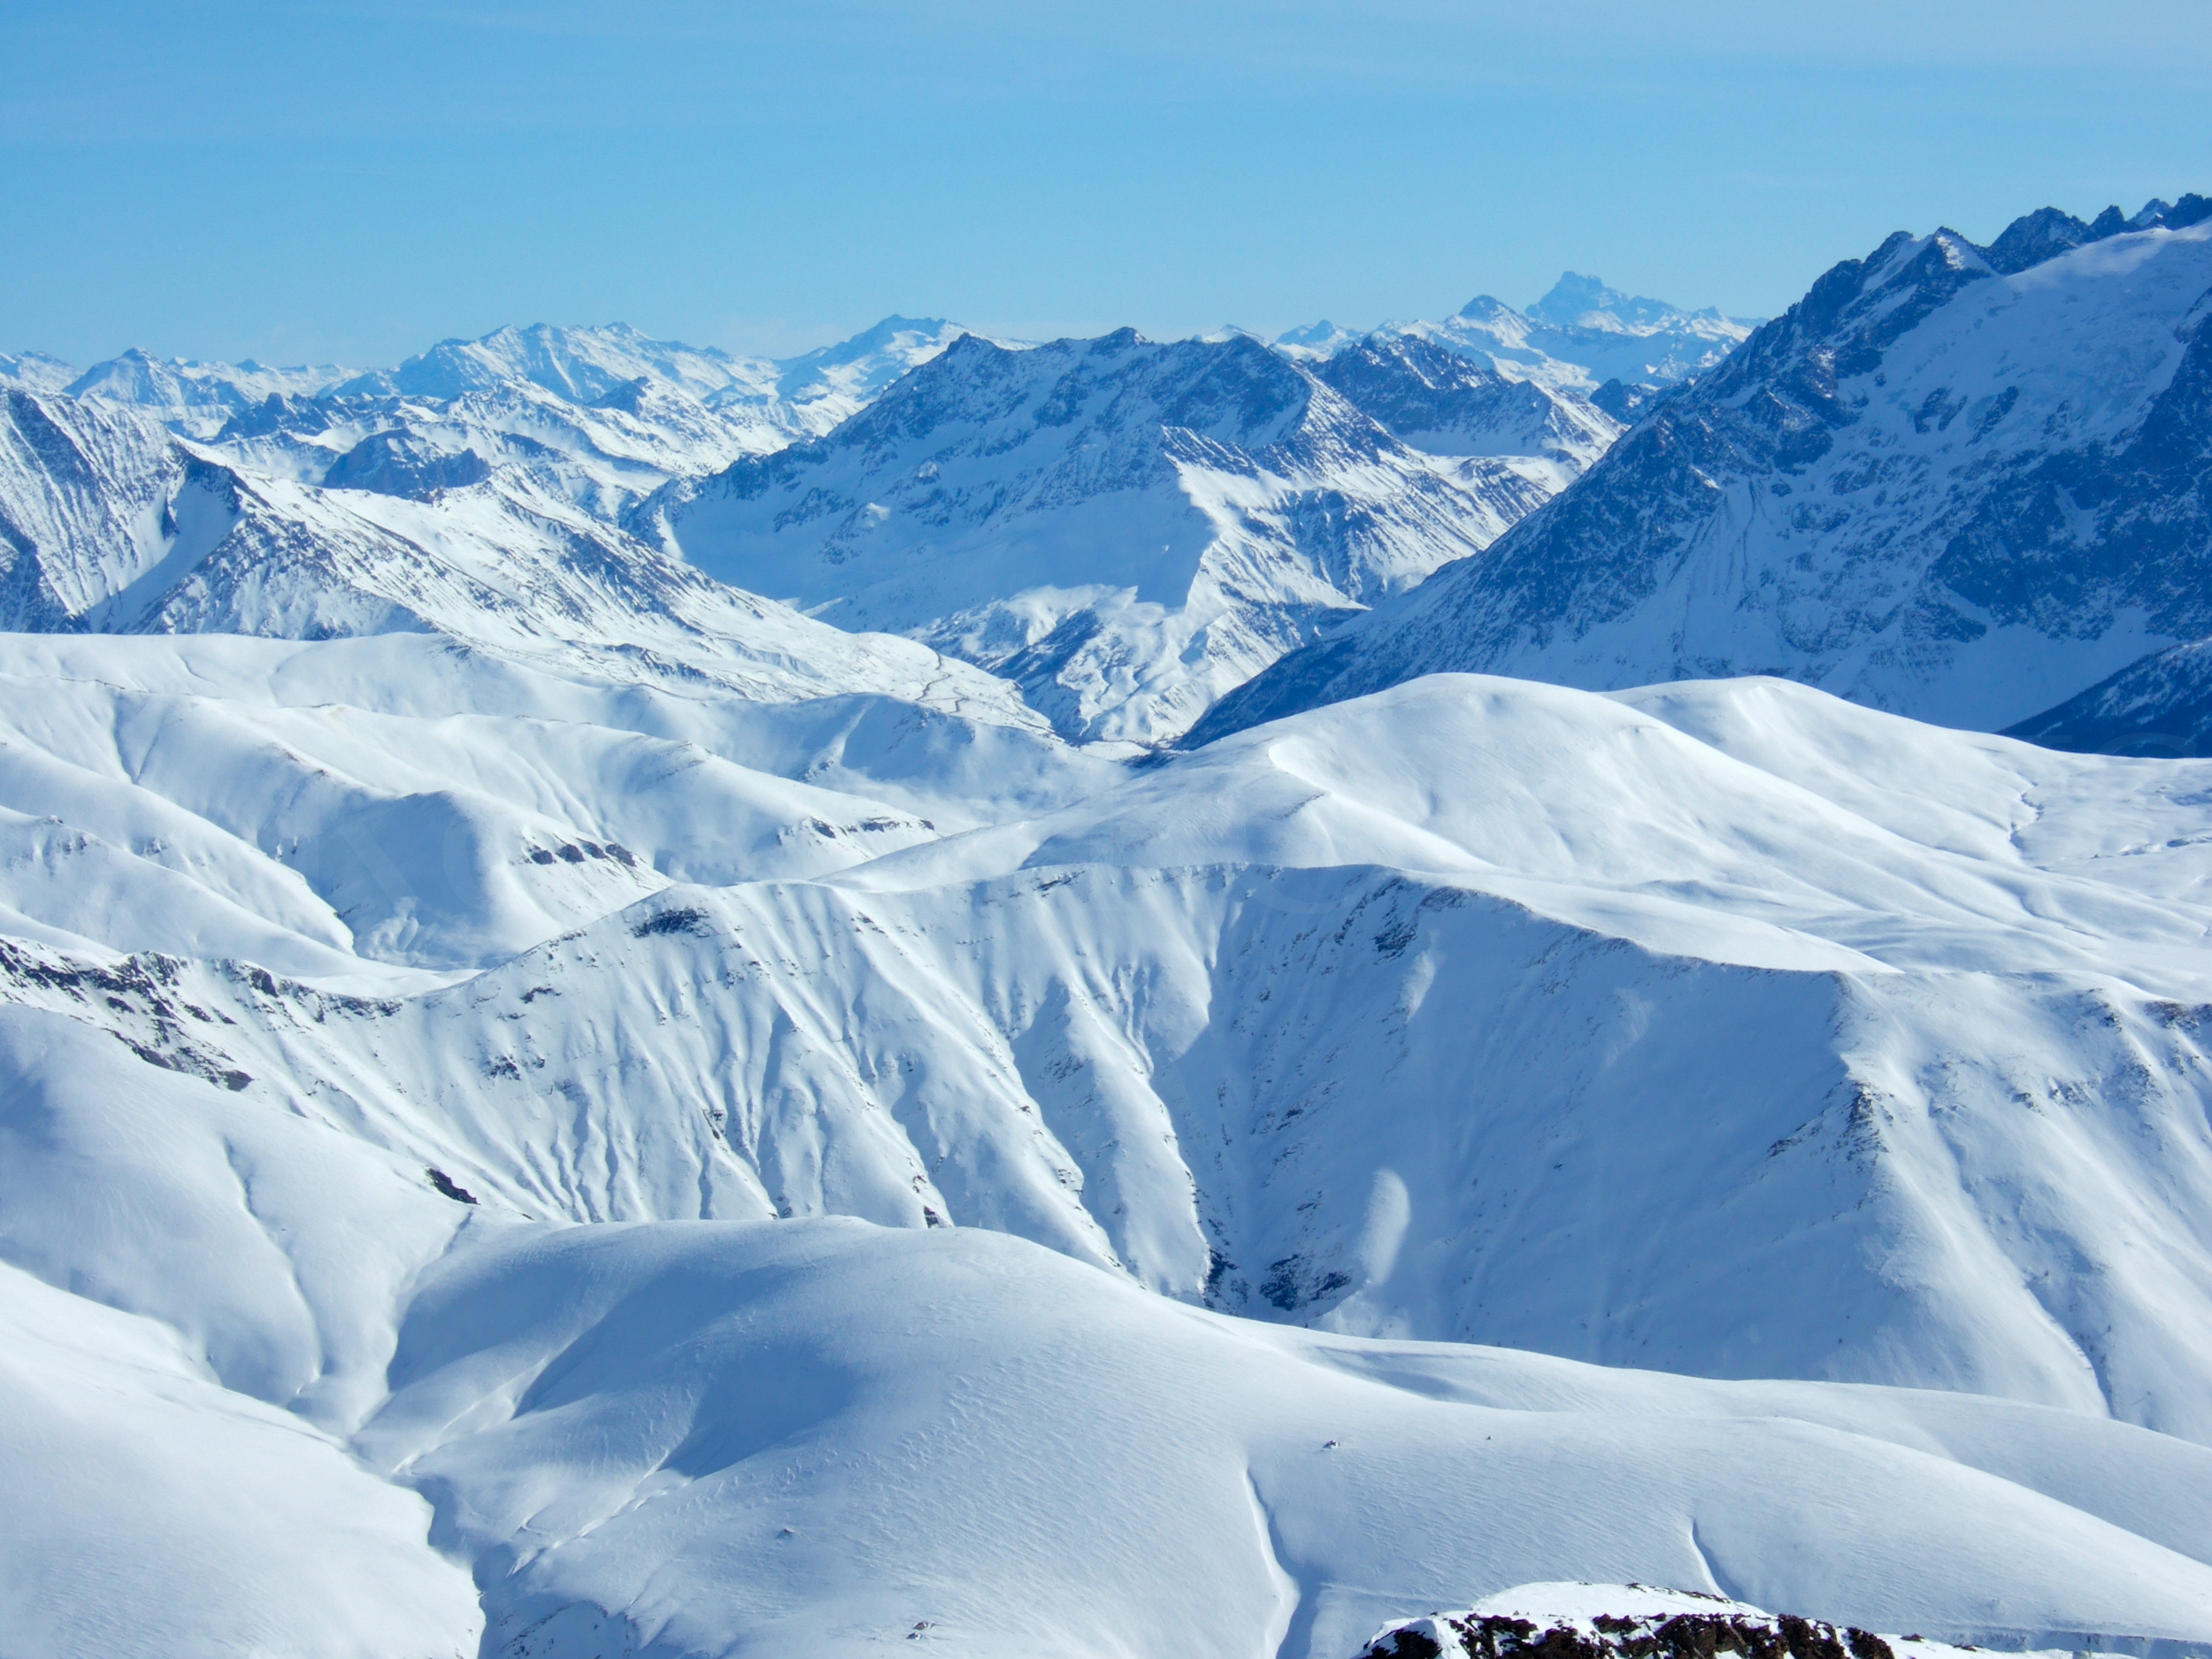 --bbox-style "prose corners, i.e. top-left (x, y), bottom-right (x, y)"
top-left (0, 349), bottom-right (81, 395)
top-left (0, 385), bottom-right (1048, 747)
top-left (1198, 198), bottom-right (2212, 746)
top-left (646, 328), bottom-right (1617, 744)
top-left (5, 637), bottom-right (2212, 1439)
top-left (62, 348), bottom-right (356, 436)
